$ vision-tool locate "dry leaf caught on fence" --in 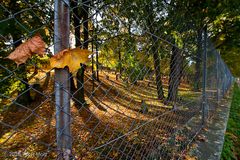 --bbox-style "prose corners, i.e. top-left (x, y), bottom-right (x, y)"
top-left (50, 48), bottom-right (91, 73)
top-left (7, 34), bottom-right (46, 66)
